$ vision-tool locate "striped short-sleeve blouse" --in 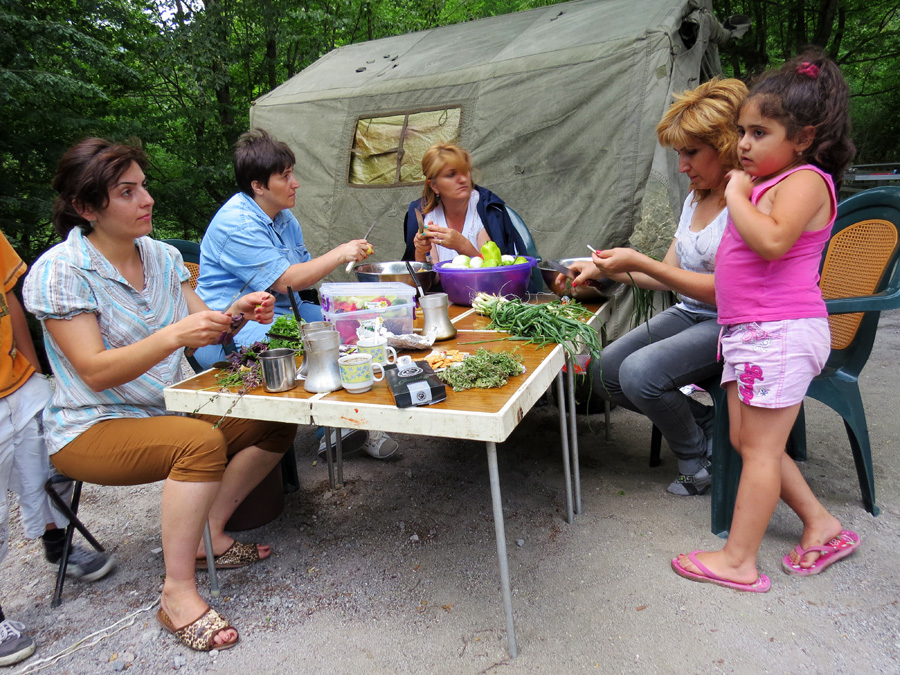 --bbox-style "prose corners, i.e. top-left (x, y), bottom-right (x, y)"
top-left (23, 228), bottom-right (190, 454)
